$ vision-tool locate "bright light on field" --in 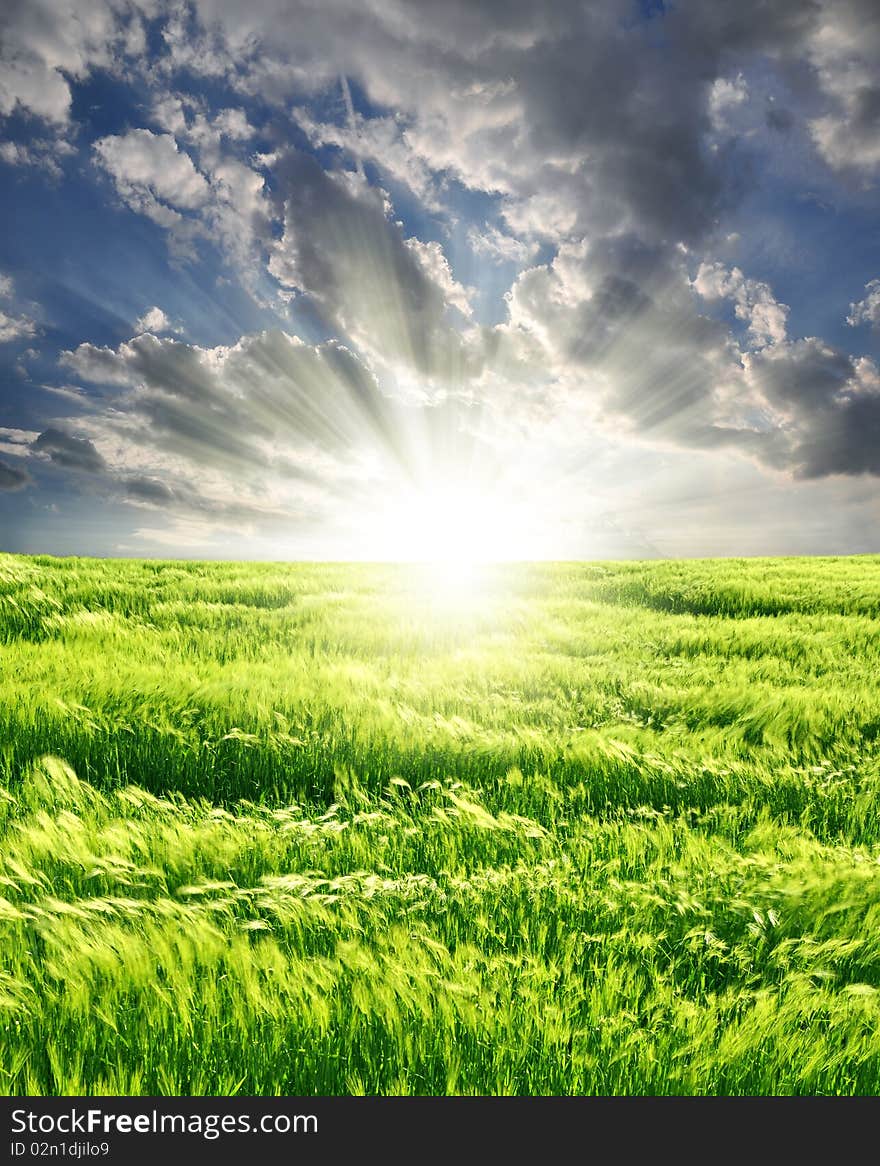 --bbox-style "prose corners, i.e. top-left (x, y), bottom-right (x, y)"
top-left (364, 482), bottom-right (526, 567)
